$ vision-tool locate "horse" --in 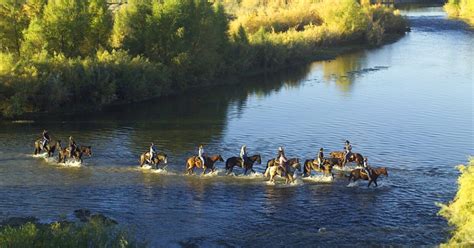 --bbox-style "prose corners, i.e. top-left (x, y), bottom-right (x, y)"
top-left (185, 155), bottom-right (224, 175)
top-left (139, 151), bottom-right (168, 168)
top-left (57, 141), bottom-right (69, 163)
top-left (348, 167), bottom-right (388, 187)
top-left (303, 159), bottom-right (334, 178)
top-left (265, 158), bottom-right (300, 172)
top-left (225, 154), bottom-right (262, 175)
top-left (330, 151), bottom-right (364, 166)
top-left (34, 139), bottom-right (59, 157)
top-left (72, 146), bottom-right (93, 163)
top-left (264, 158), bottom-right (301, 184)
